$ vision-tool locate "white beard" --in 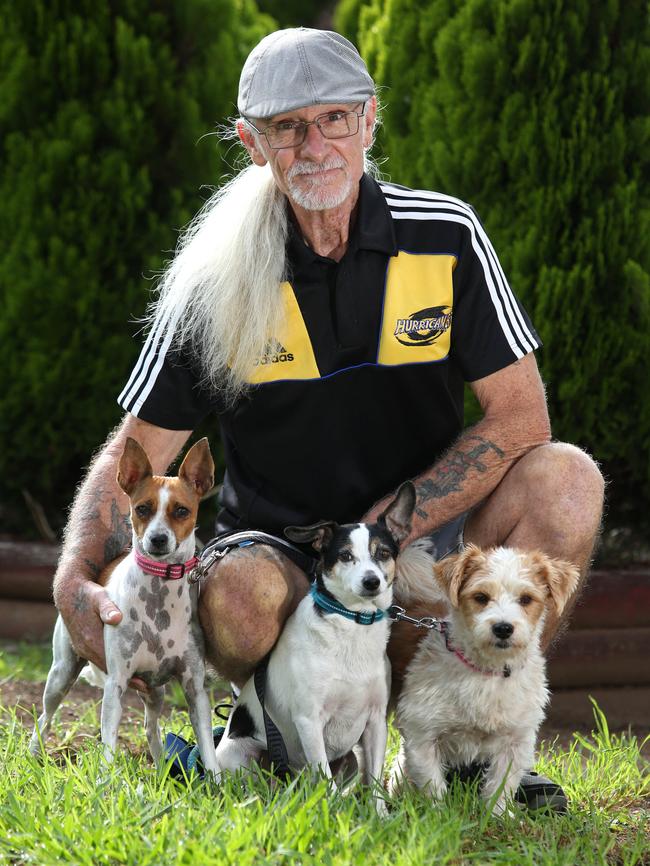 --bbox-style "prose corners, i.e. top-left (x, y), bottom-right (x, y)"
top-left (286, 157), bottom-right (353, 211)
